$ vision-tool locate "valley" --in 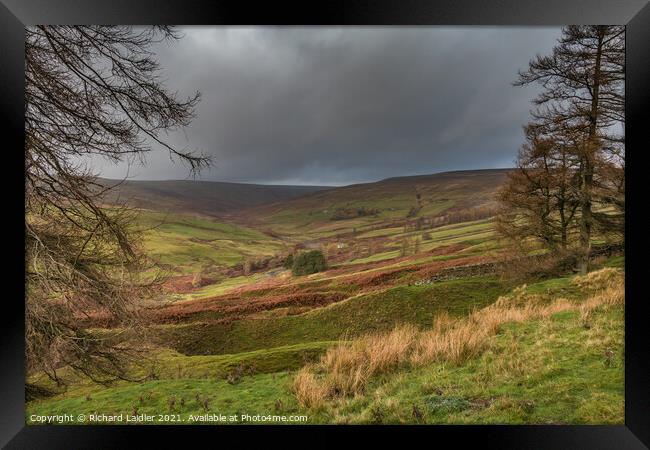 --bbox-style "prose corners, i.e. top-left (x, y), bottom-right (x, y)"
top-left (26, 168), bottom-right (624, 425)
